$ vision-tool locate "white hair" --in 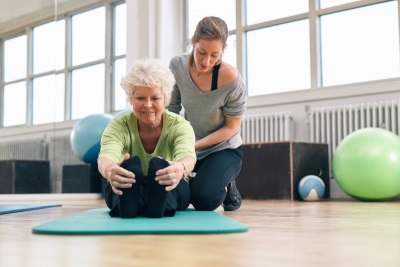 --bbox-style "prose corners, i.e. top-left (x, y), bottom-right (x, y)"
top-left (120, 58), bottom-right (176, 106)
